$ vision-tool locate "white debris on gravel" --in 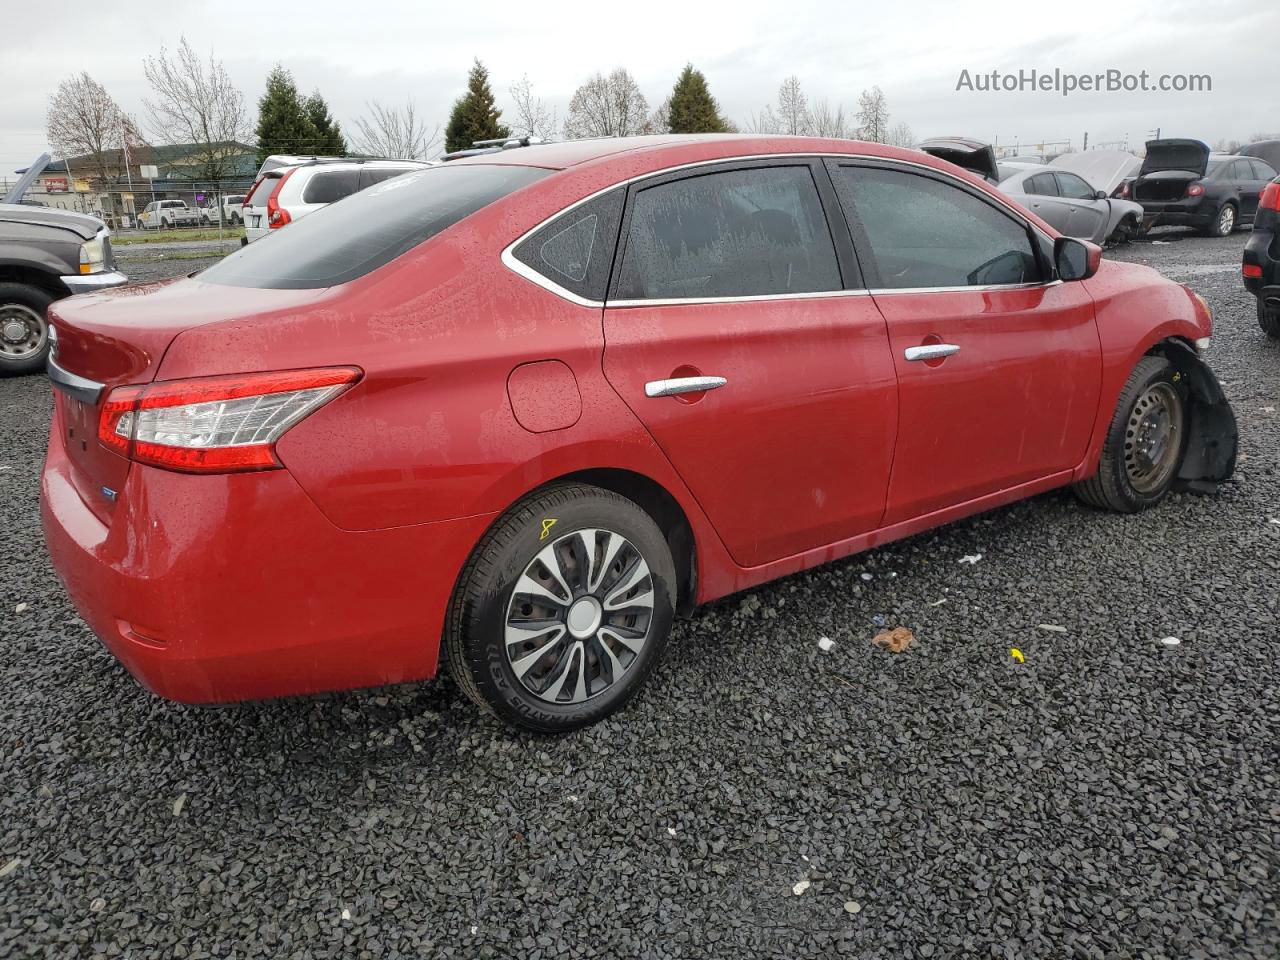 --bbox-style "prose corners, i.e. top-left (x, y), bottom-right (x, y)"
top-left (89, 897), bottom-right (105, 913)
top-left (959, 554), bottom-right (983, 565)
top-left (1158, 636), bottom-right (1182, 646)
top-left (340, 908), bottom-right (351, 921)
top-left (0, 858), bottom-right (20, 879)
top-left (792, 879), bottom-right (810, 896)
top-left (844, 900), bottom-right (862, 914)
top-left (817, 637), bottom-right (835, 652)
top-left (860, 573), bottom-right (873, 581)
top-left (14, 603), bottom-right (27, 613)
top-left (667, 827), bottom-right (677, 836)
top-left (1036, 624), bottom-right (1068, 633)
top-left (173, 793), bottom-right (187, 817)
